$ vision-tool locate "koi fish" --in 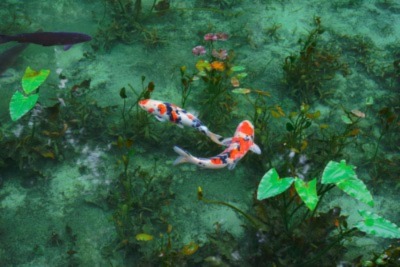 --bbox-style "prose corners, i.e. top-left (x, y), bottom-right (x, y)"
top-left (173, 120), bottom-right (261, 170)
top-left (0, 31), bottom-right (91, 50)
top-left (139, 99), bottom-right (223, 145)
